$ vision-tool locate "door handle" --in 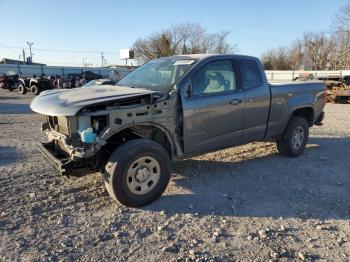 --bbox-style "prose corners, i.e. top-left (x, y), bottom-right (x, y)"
top-left (229, 99), bottom-right (242, 105)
